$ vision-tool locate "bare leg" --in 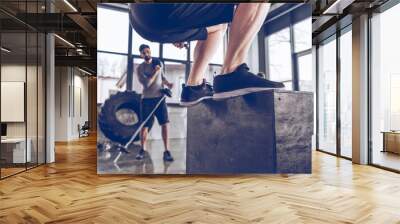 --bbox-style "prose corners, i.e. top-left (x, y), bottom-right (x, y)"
top-left (187, 24), bottom-right (227, 86)
top-left (140, 127), bottom-right (149, 150)
top-left (161, 124), bottom-right (169, 151)
top-left (221, 3), bottom-right (270, 74)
